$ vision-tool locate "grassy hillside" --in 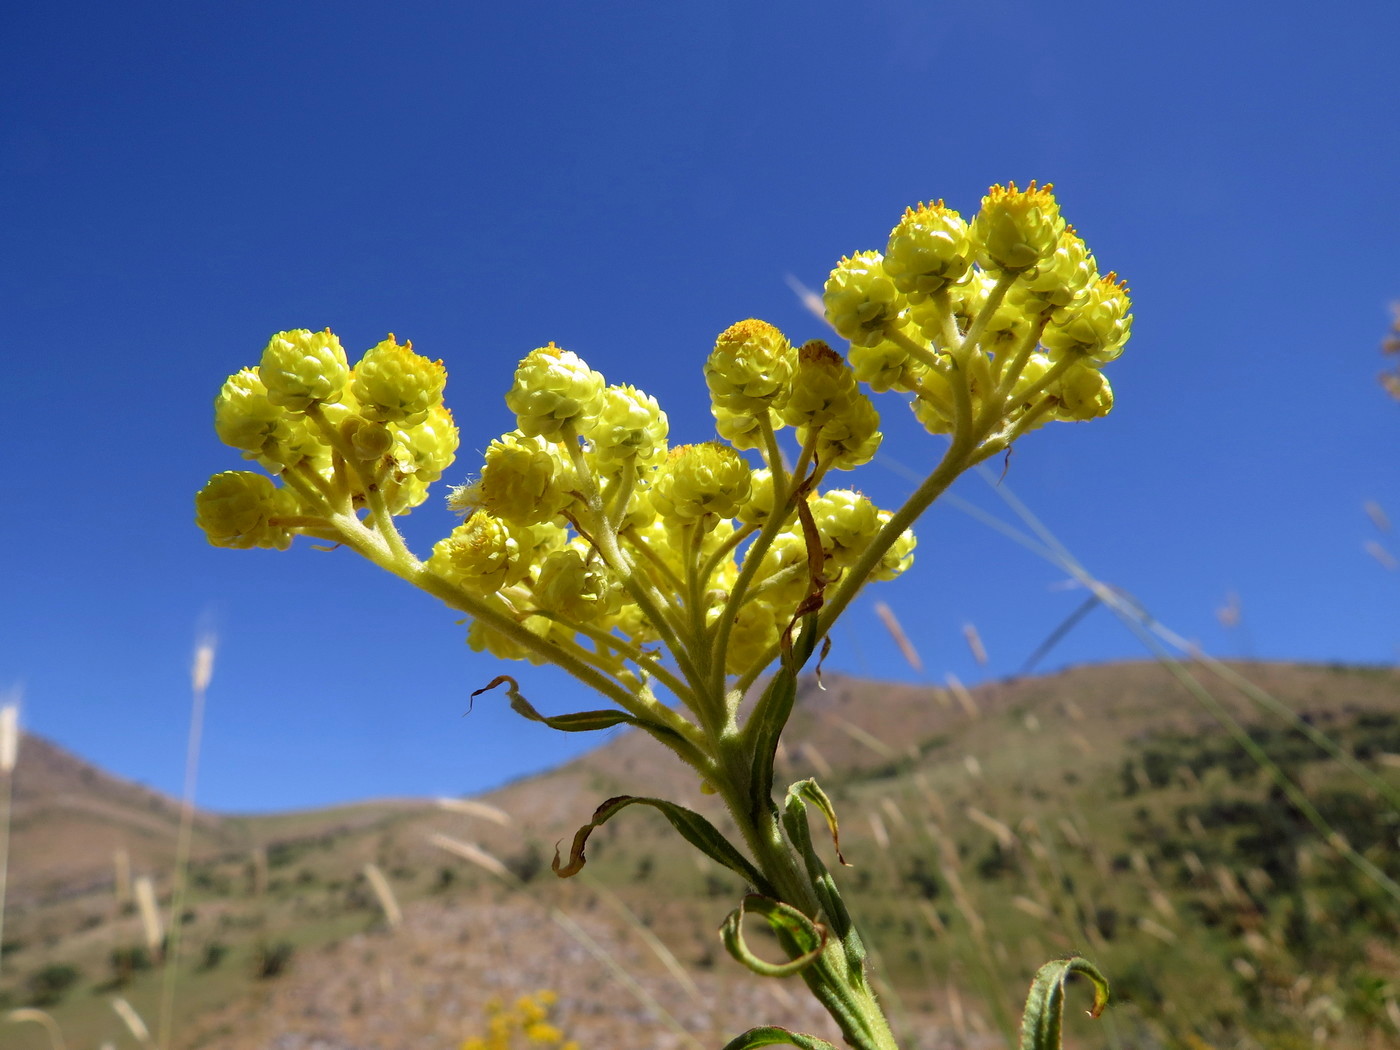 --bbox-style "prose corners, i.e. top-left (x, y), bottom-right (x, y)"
top-left (3, 660), bottom-right (1398, 1049)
